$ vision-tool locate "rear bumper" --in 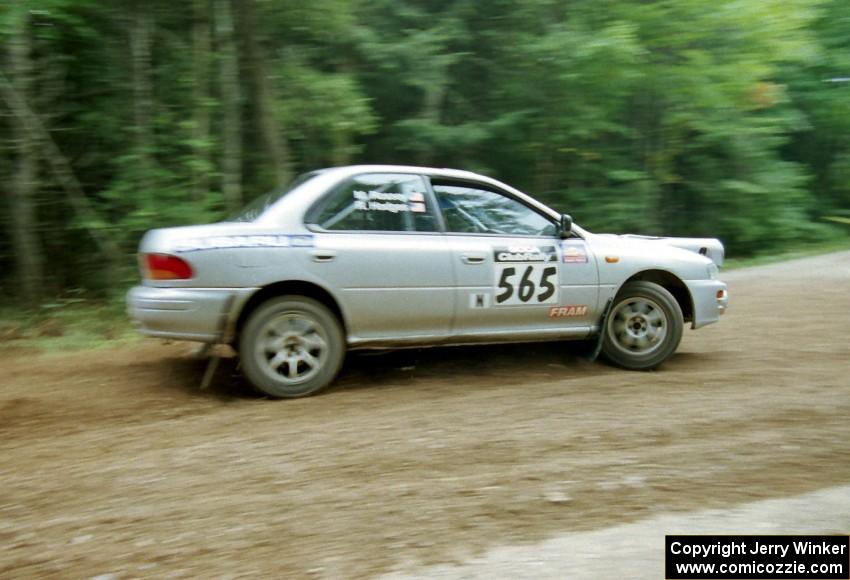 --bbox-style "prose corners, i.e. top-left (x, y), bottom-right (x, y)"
top-left (127, 285), bottom-right (255, 342)
top-left (684, 279), bottom-right (729, 329)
